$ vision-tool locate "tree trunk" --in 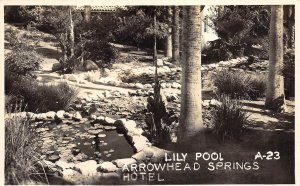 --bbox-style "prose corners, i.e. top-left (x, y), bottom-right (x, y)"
top-left (284, 5), bottom-right (295, 49)
top-left (172, 6), bottom-right (180, 65)
top-left (265, 5), bottom-right (286, 112)
top-left (69, 8), bottom-right (75, 57)
top-left (84, 6), bottom-right (92, 27)
top-left (153, 9), bottom-right (157, 62)
top-left (165, 7), bottom-right (172, 58)
top-left (177, 6), bottom-right (204, 145)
